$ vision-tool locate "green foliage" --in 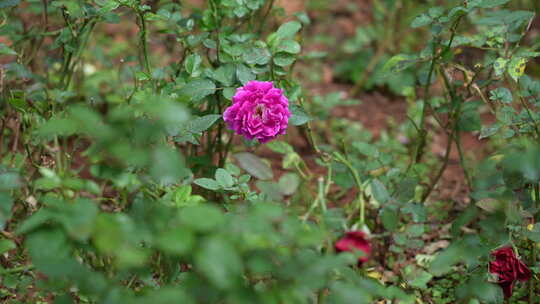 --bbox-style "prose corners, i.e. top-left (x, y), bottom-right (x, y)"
top-left (2, 0), bottom-right (540, 303)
